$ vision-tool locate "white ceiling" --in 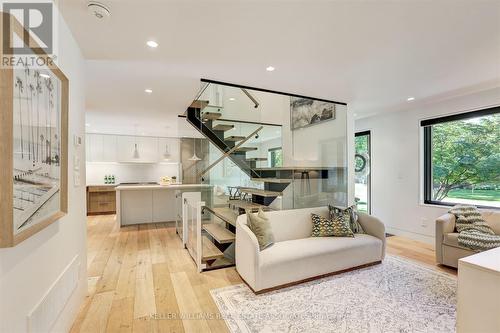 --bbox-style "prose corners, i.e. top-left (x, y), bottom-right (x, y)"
top-left (58, 0), bottom-right (500, 136)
